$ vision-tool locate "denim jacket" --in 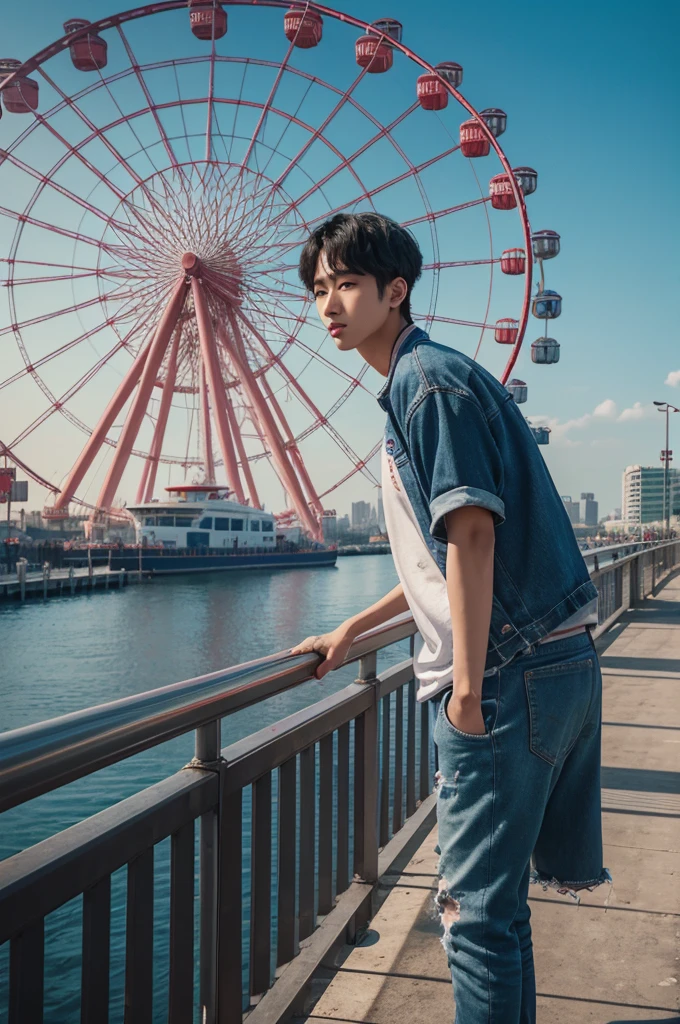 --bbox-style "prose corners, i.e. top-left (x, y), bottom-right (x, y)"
top-left (378, 326), bottom-right (598, 672)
